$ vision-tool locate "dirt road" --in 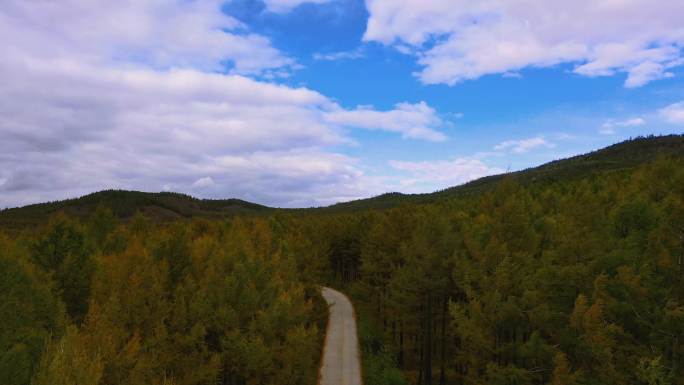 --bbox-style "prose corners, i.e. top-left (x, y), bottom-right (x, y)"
top-left (319, 287), bottom-right (362, 385)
